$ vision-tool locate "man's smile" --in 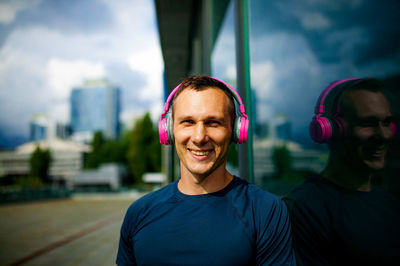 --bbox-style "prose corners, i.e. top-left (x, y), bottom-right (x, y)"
top-left (188, 148), bottom-right (214, 159)
top-left (364, 145), bottom-right (387, 159)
